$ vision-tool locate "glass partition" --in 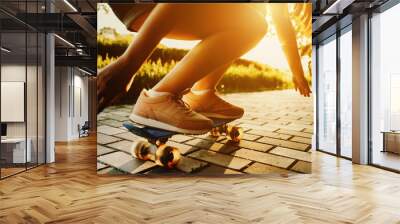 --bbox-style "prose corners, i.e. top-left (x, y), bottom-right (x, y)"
top-left (37, 32), bottom-right (45, 165)
top-left (27, 31), bottom-right (38, 169)
top-left (0, 1), bottom-right (46, 179)
top-left (339, 27), bottom-right (352, 158)
top-left (370, 4), bottom-right (400, 171)
top-left (317, 35), bottom-right (337, 154)
top-left (0, 31), bottom-right (28, 178)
